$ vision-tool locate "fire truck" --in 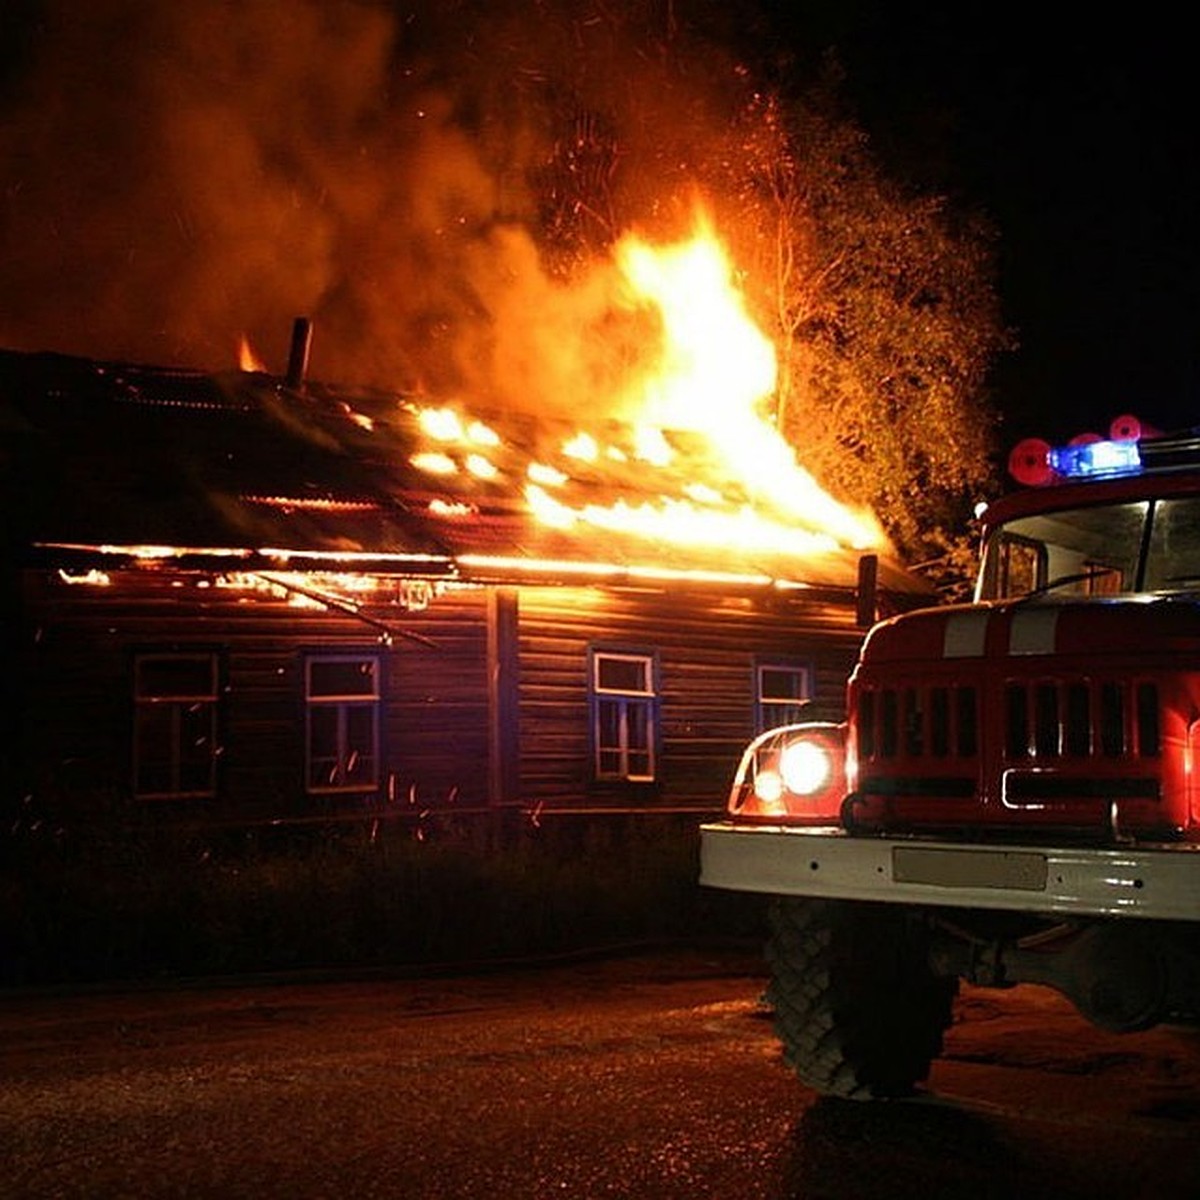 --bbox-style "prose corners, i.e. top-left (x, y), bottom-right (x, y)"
top-left (701, 419), bottom-right (1200, 1099)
